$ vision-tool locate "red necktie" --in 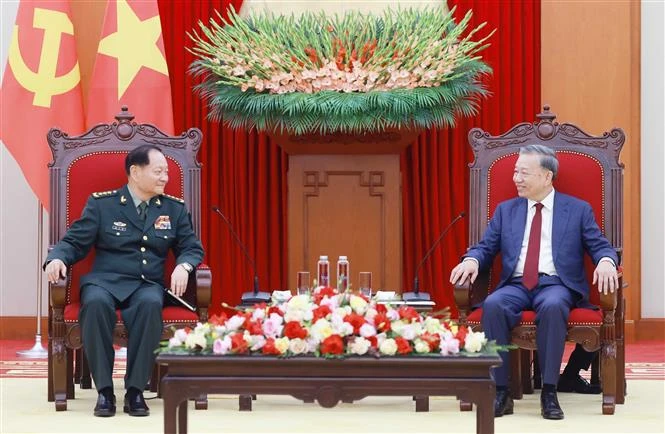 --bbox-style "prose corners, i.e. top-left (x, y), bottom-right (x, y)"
top-left (523, 202), bottom-right (544, 290)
